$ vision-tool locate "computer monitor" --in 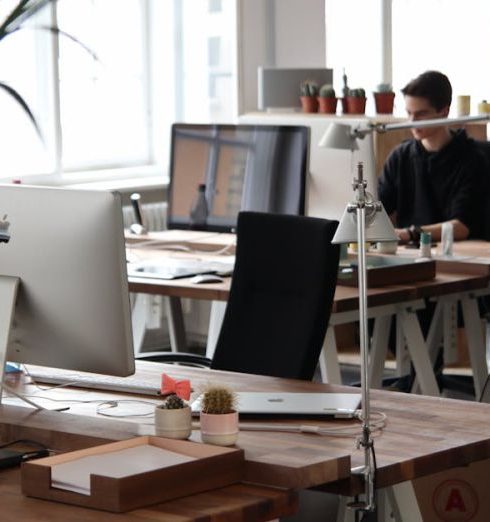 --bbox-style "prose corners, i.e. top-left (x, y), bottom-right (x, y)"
top-left (167, 123), bottom-right (309, 232)
top-left (0, 185), bottom-right (134, 392)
